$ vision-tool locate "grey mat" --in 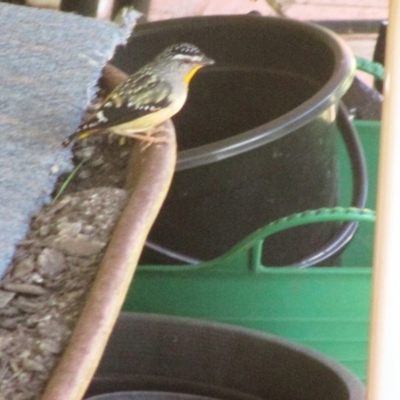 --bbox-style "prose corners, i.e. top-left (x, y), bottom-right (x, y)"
top-left (0, 3), bottom-right (139, 278)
